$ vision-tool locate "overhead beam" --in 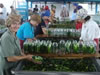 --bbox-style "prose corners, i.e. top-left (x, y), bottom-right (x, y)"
top-left (26, 0), bottom-right (100, 2)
